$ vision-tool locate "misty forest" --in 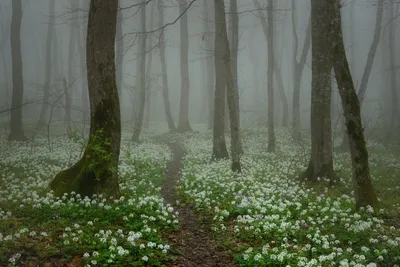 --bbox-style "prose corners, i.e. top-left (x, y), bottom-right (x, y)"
top-left (0, 0), bottom-right (400, 266)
